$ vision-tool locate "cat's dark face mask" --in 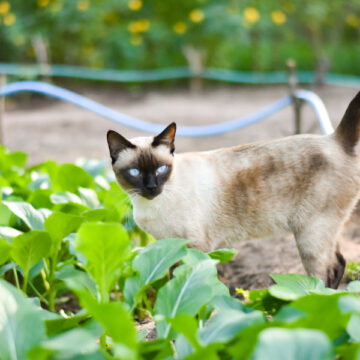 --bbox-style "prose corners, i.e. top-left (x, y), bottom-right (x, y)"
top-left (107, 123), bottom-right (176, 199)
